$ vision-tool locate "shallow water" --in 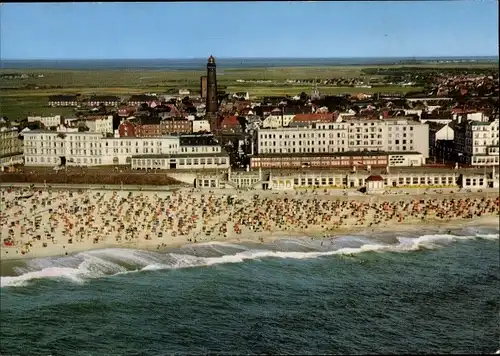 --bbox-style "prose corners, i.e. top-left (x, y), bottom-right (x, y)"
top-left (1, 226), bottom-right (499, 355)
